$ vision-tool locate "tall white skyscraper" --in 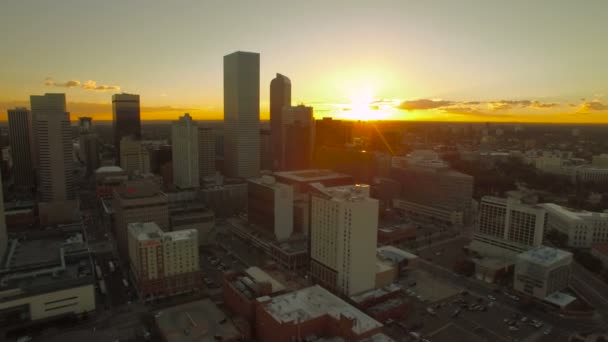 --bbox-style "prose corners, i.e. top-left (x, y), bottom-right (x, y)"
top-left (310, 183), bottom-right (378, 296)
top-left (223, 51), bottom-right (260, 179)
top-left (172, 113), bottom-right (200, 189)
top-left (30, 93), bottom-right (76, 224)
top-left (198, 127), bottom-right (216, 180)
